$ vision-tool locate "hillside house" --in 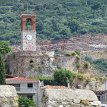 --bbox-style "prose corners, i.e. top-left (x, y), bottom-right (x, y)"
top-left (6, 77), bottom-right (44, 107)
